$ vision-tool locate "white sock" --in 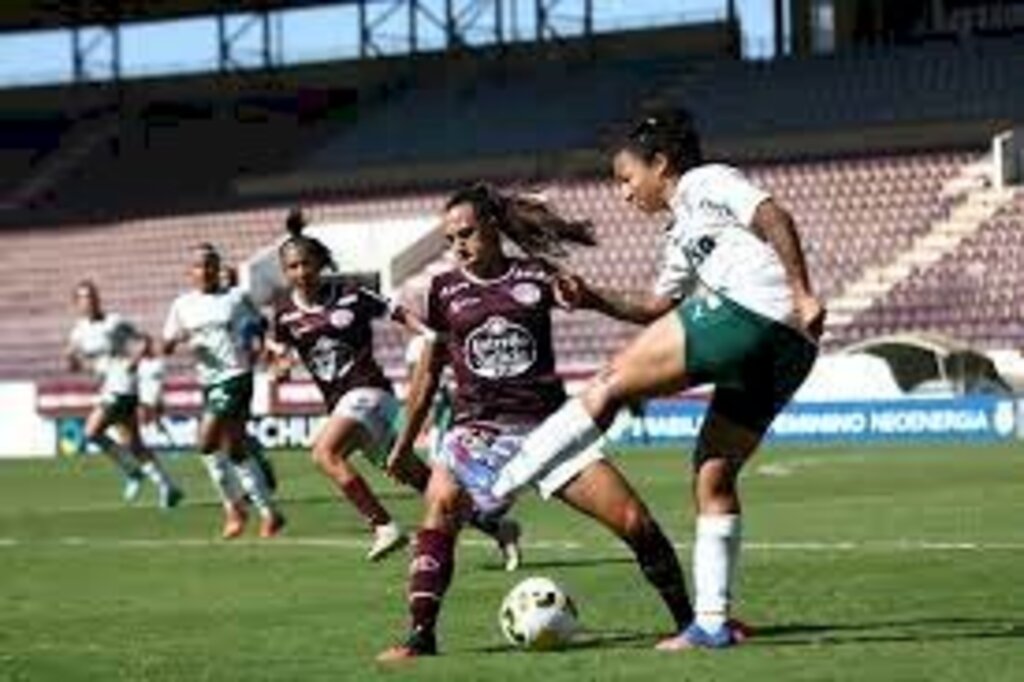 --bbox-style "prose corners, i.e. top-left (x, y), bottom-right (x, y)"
top-left (201, 454), bottom-right (243, 505)
top-left (93, 434), bottom-right (141, 478)
top-left (140, 459), bottom-right (174, 490)
top-left (693, 514), bottom-right (742, 632)
top-left (491, 398), bottom-right (601, 497)
top-left (232, 457), bottom-right (275, 517)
